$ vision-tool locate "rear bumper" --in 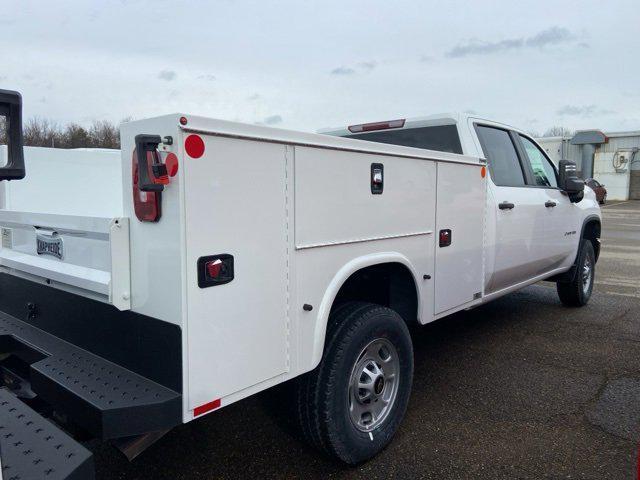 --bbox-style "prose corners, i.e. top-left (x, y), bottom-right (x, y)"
top-left (0, 311), bottom-right (182, 439)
